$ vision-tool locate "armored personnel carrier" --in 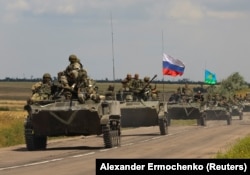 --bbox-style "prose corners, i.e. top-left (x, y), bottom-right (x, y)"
top-left (199, 101), bottom-right (232, 126)
top-left (166, 89), bottom-right (206, 126)
top-left (229, 103), bottom-right (243, 120)
top-left (116, 75), bottom-right (168, 135)
top-left (24, 81), bottom-right (121, 151)
top-left (243, 92), bottom-right (250, 112)
top-left (167, 100), bottom-right (204, 126)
